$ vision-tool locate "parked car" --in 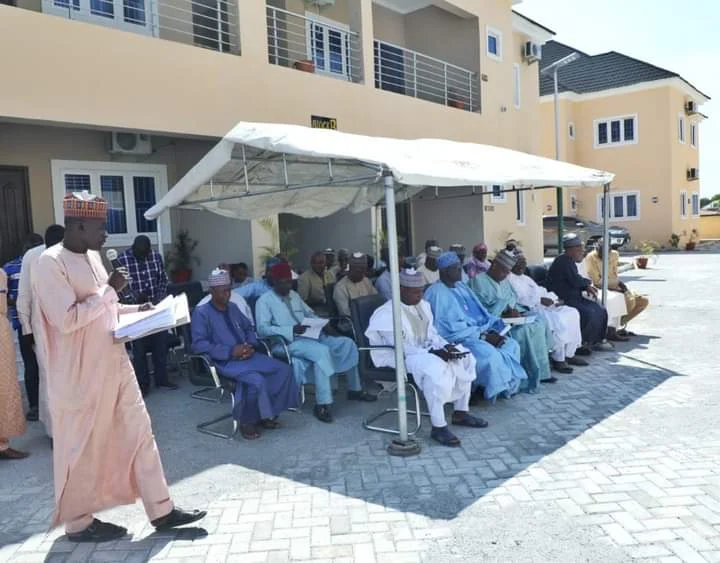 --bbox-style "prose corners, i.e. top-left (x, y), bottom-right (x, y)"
top-left (543, 215), bottom-right (631, 254)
